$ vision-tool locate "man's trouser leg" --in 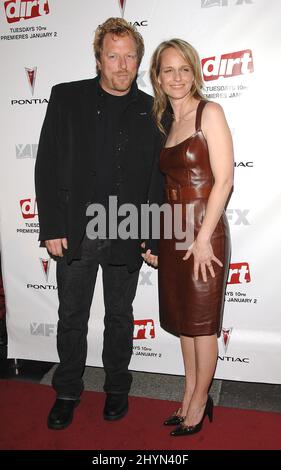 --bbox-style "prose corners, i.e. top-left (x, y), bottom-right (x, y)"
top-left (52, 237), bottom-right (102, 399)
top-left (102, 264), bottom-right (140, 394)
